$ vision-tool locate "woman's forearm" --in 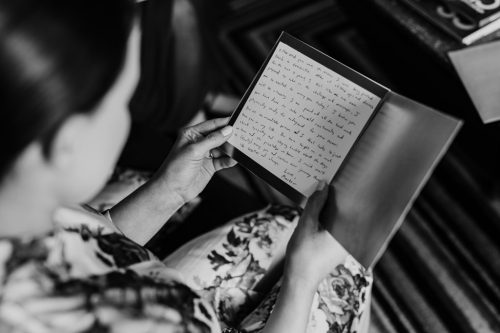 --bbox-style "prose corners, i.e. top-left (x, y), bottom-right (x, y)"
top-left (108, 177), bottom-right (184, 245)
top-left (262, 275), bottom-right (318, 333)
